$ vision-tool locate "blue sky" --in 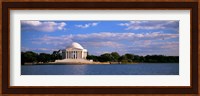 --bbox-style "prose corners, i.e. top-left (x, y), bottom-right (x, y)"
top-left (21, 20), bottom-right (179, 56)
